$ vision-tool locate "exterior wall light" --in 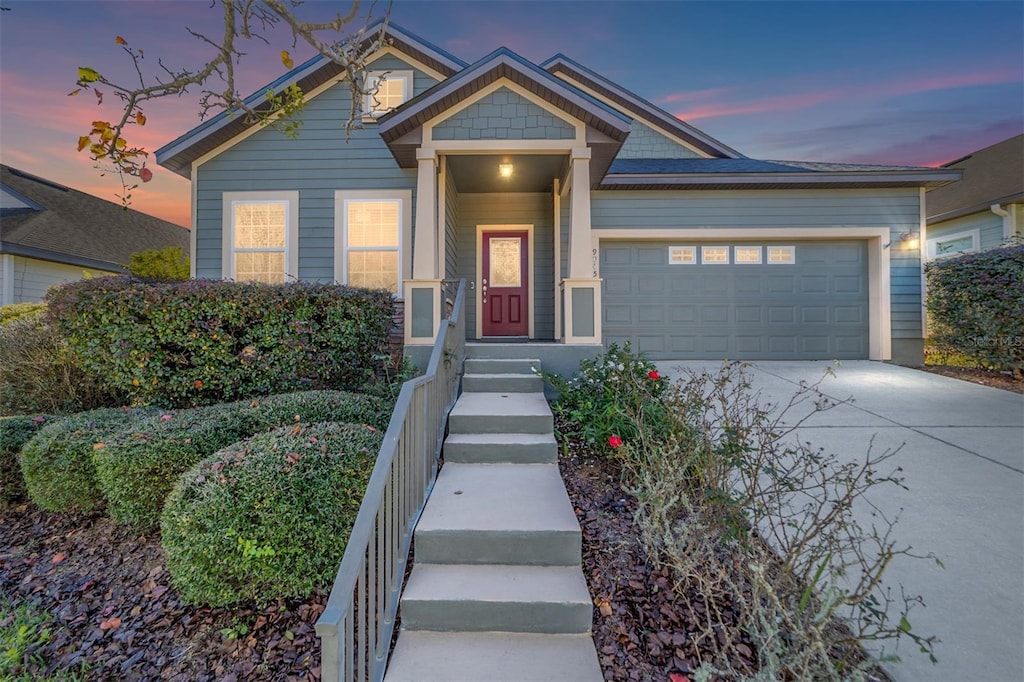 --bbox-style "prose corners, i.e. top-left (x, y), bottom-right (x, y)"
top-left (498, 163), bottom-right (514, 178)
